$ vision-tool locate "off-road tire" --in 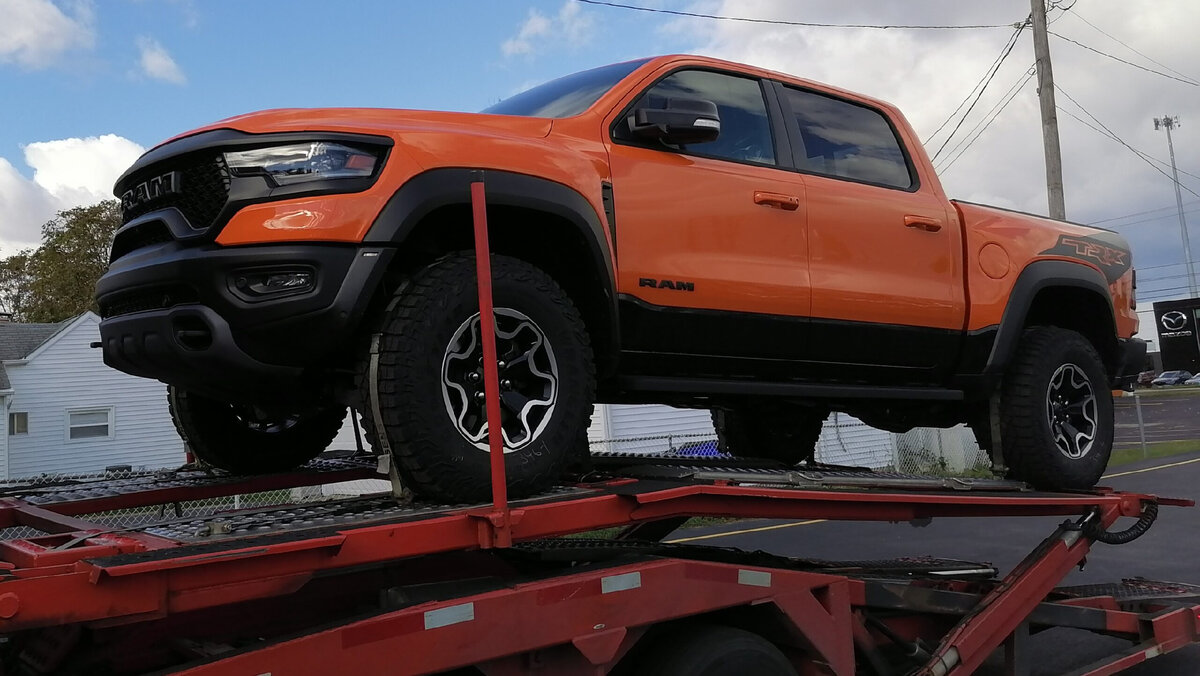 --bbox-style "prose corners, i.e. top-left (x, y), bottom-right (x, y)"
top-left (167, 386), bottom-right (345, 474)
top-left (364, 253), bottom-right (595, 503)
top-left (622, 624), bottom-right (797, 676)
top-left (712, 404), bottom-right (826, 465)
top-left (1000, 326), bottom-right (1113, 490)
